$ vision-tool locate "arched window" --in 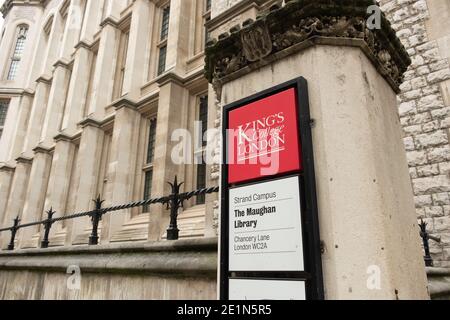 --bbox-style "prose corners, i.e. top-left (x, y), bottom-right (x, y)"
top-left (7, 25), bottom-right (29, 80)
